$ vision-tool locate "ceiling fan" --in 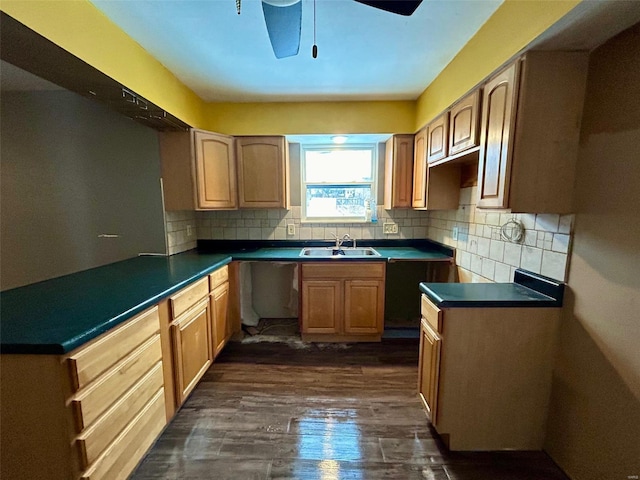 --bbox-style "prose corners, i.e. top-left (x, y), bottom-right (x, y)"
top-left (256, 0), bottom-right (423, 59)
